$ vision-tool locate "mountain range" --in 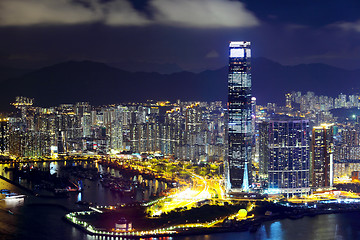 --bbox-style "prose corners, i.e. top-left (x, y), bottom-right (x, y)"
top-left (0, 58), bottom-right (360, 111)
